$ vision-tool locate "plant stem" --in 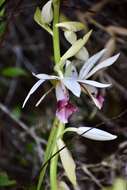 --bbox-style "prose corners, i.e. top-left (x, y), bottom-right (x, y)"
top-left (50, 121), bottom-right (64, 190)
top-left (53, 0), bottom-right (61, 64)
top-left (37, 118), bottom-right (58, 190)
top-left (49, 1), bottom-right (65, 190)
